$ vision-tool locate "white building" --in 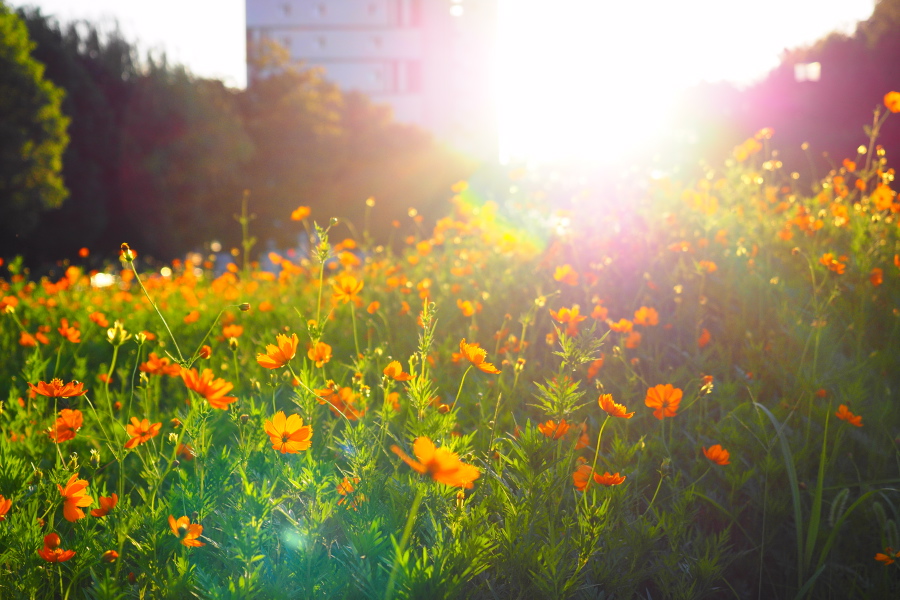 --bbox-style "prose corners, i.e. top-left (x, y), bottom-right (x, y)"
top-left (246, 0), bottom-right (497, 158)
